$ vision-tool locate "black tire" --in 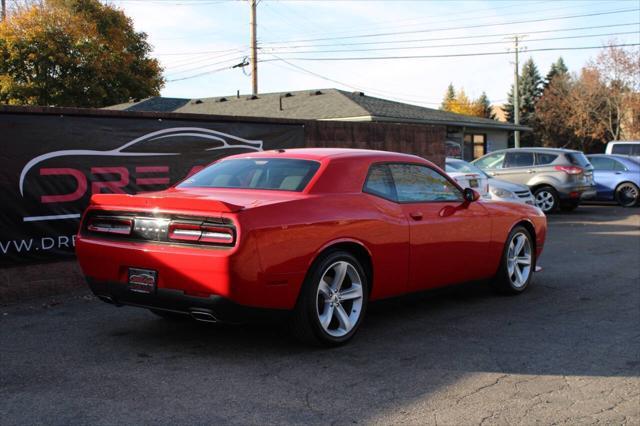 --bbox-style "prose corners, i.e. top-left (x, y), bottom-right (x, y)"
top-left (149, 309), bottom-right (191, 321)
top-left (560, 201), bottom-right (579, 212)
top-left (615, 182), bottom-right (639, 207)
top-left (290, 250), bottom-right (369, 347)
top-left (533, 186), bottom-right (559, 214)
top-left (494, 226), bottom-right (535, 295)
